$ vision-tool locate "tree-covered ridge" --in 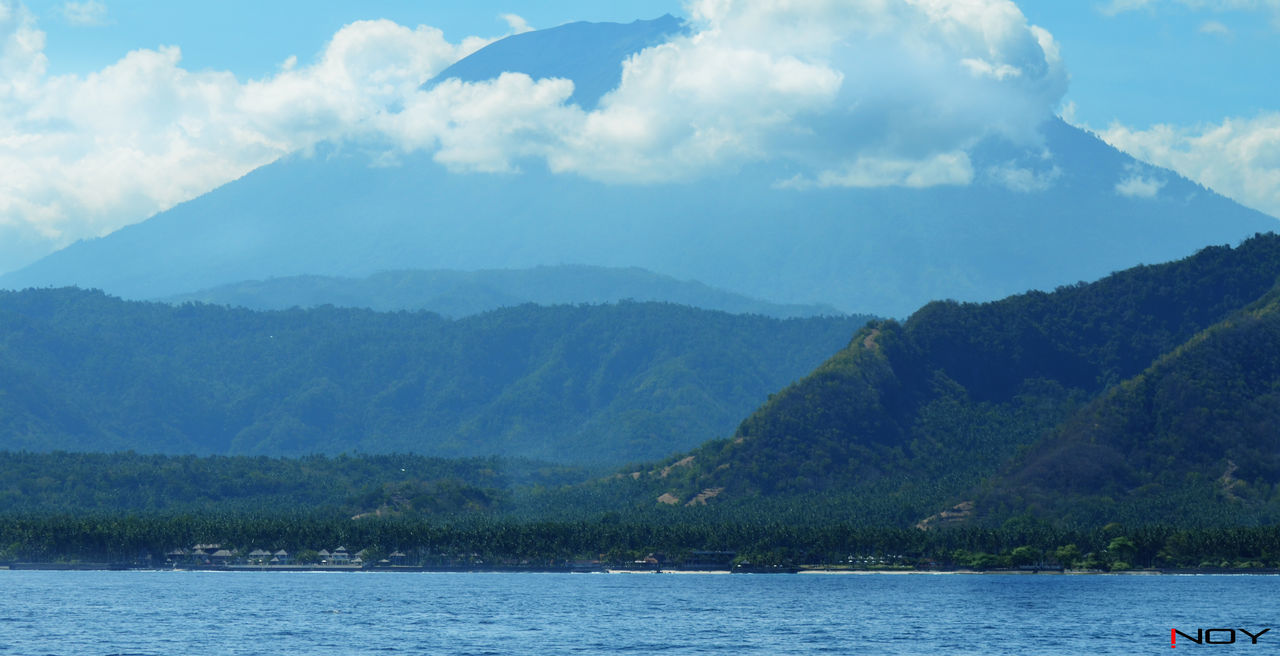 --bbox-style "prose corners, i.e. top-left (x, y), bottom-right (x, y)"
top-left (0, 451), bottom-right (588, 515)
top-left (639, 233), bottom-right (1280, 523)
top-left (984, 288), bottom-right (1280, 525)
top-left (0, 289), bottom-right (866, 464)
